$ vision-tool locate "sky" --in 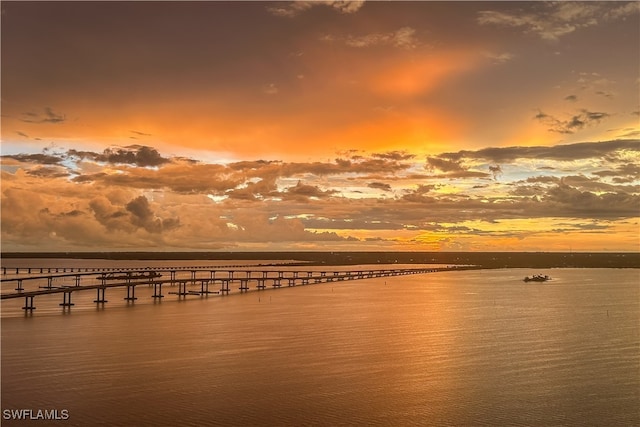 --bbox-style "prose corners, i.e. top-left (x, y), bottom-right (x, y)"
top-left (1, 1), bottom-right (639, 252)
